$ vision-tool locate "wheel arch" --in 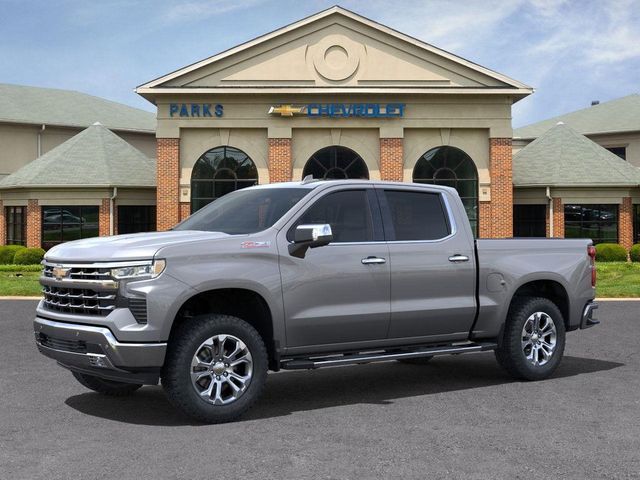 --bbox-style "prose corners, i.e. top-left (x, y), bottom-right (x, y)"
top-left (509, 279), bottom-right (570, 329)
